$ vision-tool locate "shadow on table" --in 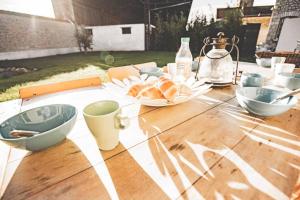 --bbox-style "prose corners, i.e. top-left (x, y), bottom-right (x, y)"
top-left (2, 138), bottom-right (115, 199)
top-left (117, 101), bottom-right (300, 199)
top-left (2, 100), bottom-right (300, 200)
